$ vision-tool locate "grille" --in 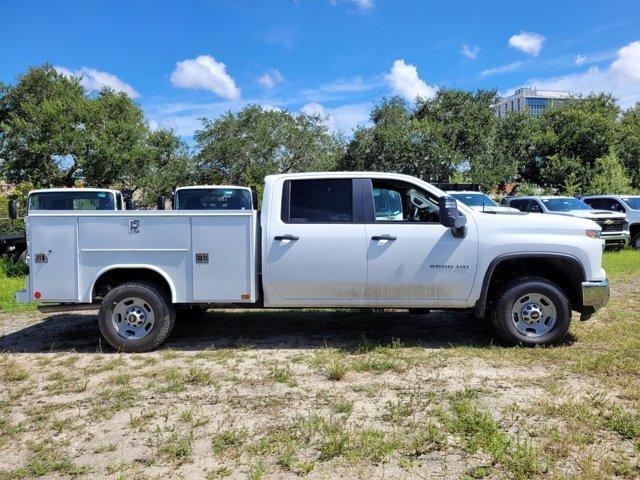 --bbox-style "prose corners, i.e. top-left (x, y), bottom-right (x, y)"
top-left (595, 218), bottom-right (626, 232)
